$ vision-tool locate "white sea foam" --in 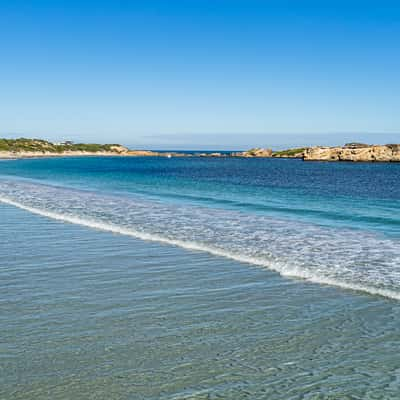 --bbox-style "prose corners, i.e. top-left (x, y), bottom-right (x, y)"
top-left (1, 179), bottom-right (400, 300)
